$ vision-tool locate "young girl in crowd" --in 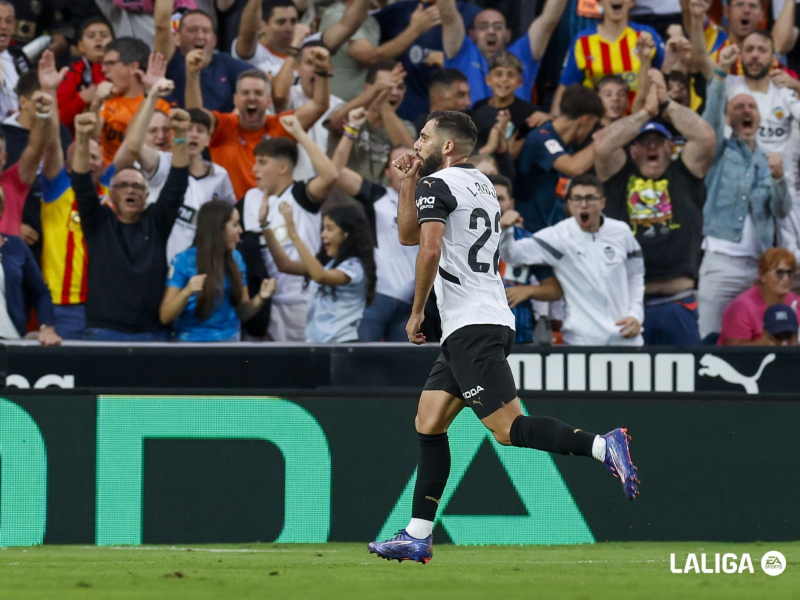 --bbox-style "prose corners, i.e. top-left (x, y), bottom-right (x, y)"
top-left (160, 202), bottom-right (276, 342)
top-left (263, 201), bottom-right (375, 343)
